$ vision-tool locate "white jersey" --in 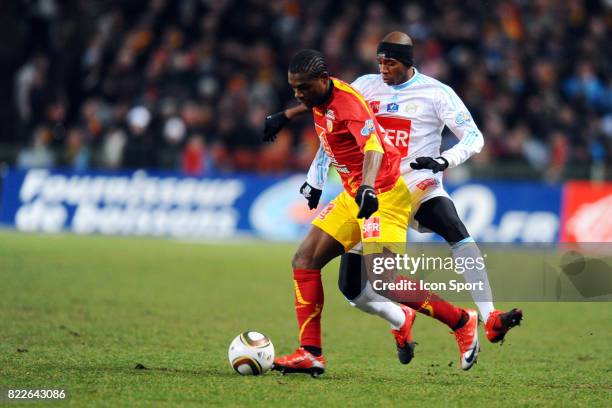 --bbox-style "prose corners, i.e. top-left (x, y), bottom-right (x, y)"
top-left (306, 68), bottom-right (484, 189)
